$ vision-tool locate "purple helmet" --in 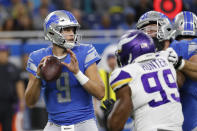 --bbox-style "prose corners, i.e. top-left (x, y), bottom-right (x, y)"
top-left (116, 30), bottom-right (155, 67)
